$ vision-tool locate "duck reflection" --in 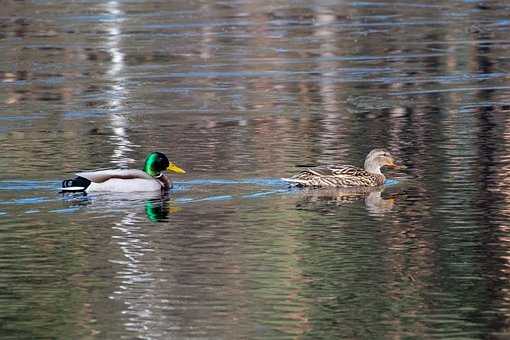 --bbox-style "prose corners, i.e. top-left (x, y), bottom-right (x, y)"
top-left (62, 191), bottom-right (180, 222)
top-left (295, 185), bottom-right (401, 215)
top-left (144, 196), bottom-right (181, 222)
